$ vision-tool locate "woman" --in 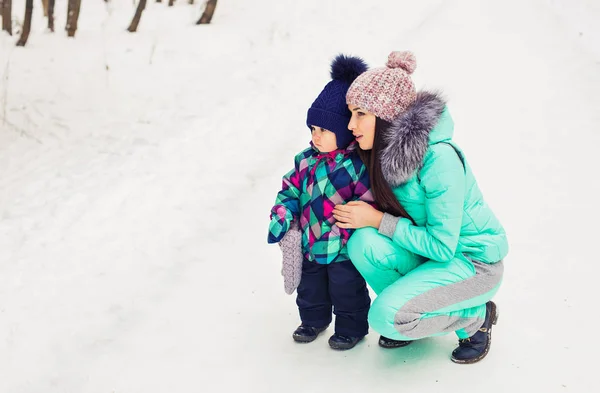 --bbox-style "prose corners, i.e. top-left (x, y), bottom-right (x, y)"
top-left (332, 51), bottom-right (508, 364)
